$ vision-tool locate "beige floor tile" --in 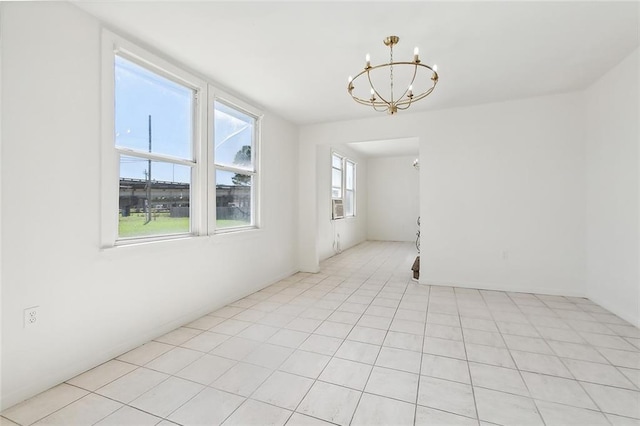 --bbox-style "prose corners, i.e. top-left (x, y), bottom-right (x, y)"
top-left (223, 399), bottom-right (291, 426)
top-left (364, 366), bottom-right (418, 403)
top-left (351, 393), bottom-right (415, 426)
top-left (167, 387), bottom-right (244, 425)
top-left (422, 354), bottom-right (471, 384)
top-left (212, 362), bottom-right (272, 397)
top-left (417, 376), bottom-right (476, 418)
top-left (535, 400), bottom-right (609, 426)
top-left (175, 354), bottom-right (236, 385)
top-left (335, 339), bottom-right (380, 364)
top-left (95, 367), bottom-right (169, 403)
top-left (1, 384), bottom-right (88, 426)
top-left (474, 387), bottom-right (543, 426)
top-left (67, 360), bottom-right (137, 391)
top-left (33, 394), bottom-right (121, 426)
top-left (297, 381), bottom-right (361, 426)
top-left (469, 362), bottom-right (530, 396)
top-left (581, 382), bottom-right (640, 418)
top-left (319, 358), bottom-right (372, 390)
top-left (94, 406), bottom-right (162, 426)
top-left (375, 347), bottom-right (421, 373)
top-left (279, 349), bottom-right (331, 379)
top-left (130, 377), bottom-right (204, 418)
top-left (252, 371), bottom-right (314, 410)
top-left (521, 372), bottom-right (597, 409)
